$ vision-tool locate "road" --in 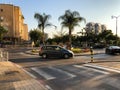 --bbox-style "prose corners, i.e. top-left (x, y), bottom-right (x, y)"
top-left (7, 47), bottom-right (120, 90)
top-left (30, 64), bottom-right (120, 90)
